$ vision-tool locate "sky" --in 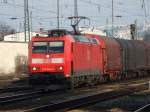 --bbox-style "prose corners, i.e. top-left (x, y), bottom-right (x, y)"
top-left (0, 0), bottom-right (149, 32)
